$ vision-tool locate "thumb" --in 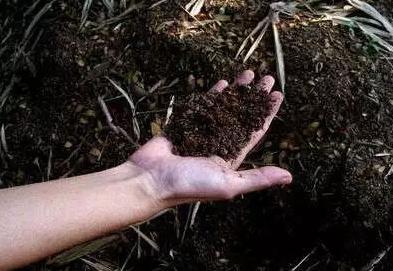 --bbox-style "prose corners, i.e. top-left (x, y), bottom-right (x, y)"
top-left (130, 136), bottom-right (174, 164)
top-left (230, 166), bottom-right (292, 195)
